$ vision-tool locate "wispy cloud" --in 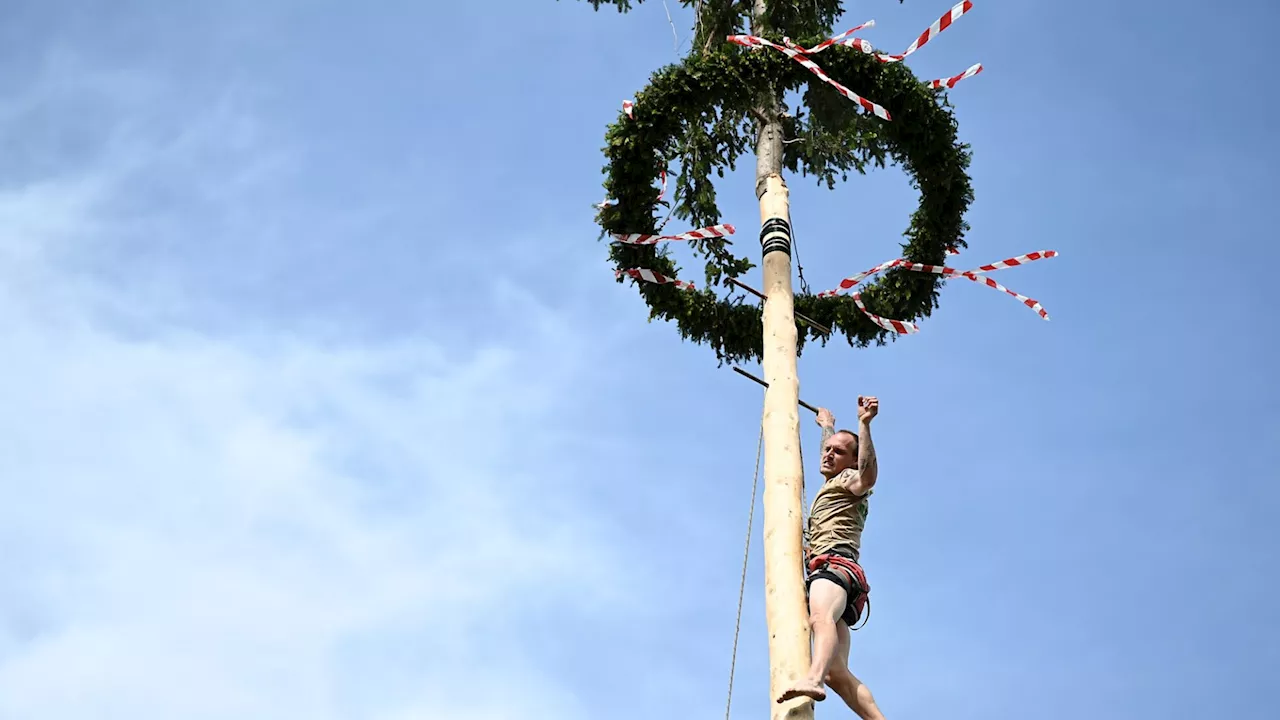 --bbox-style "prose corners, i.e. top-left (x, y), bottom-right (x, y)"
top-left (0, 43), bottom-right (630, 720)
